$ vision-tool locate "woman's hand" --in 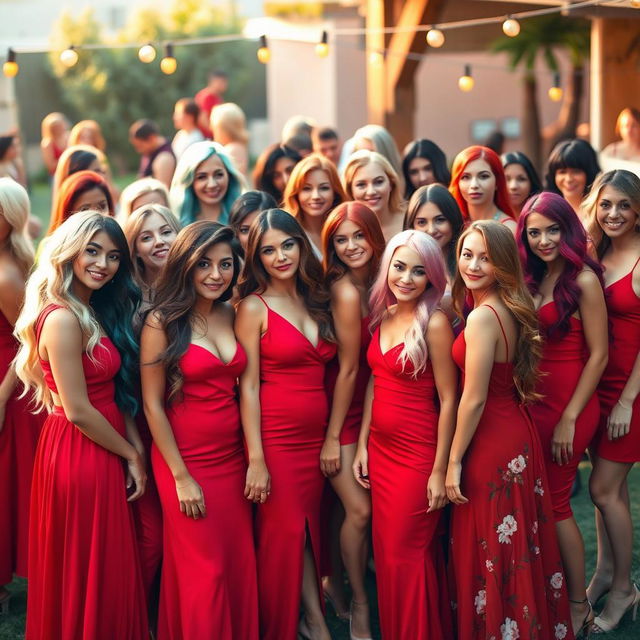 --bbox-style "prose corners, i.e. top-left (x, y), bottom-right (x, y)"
top-left (427, 470), bottom-right (448, 512)
top-left (607, 399), bottom-right (633, 441)
top-left (445, 461), bottom-right (468, 505)
top-left (320, 436), bottom-right (341, 477)
top-left (175, 474), bottom-right (206, 519)
top-left (126, 454), bottom-right (147, 502)
top-left (551, 415), bottom-right (576, 465)
top-left (352, 445), bottom-right (370, 489)
top-left (245, 459), bottom-right (271, 503)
